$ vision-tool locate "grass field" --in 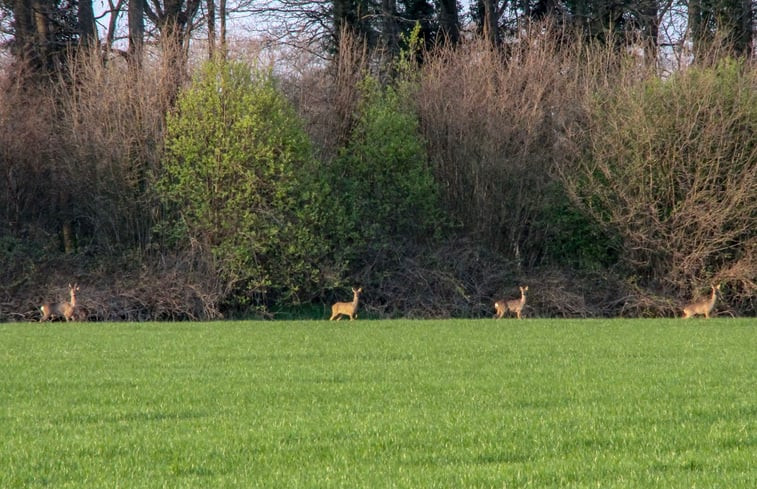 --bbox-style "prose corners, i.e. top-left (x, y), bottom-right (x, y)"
top-left (1, 319), bottom-right (754, 488)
